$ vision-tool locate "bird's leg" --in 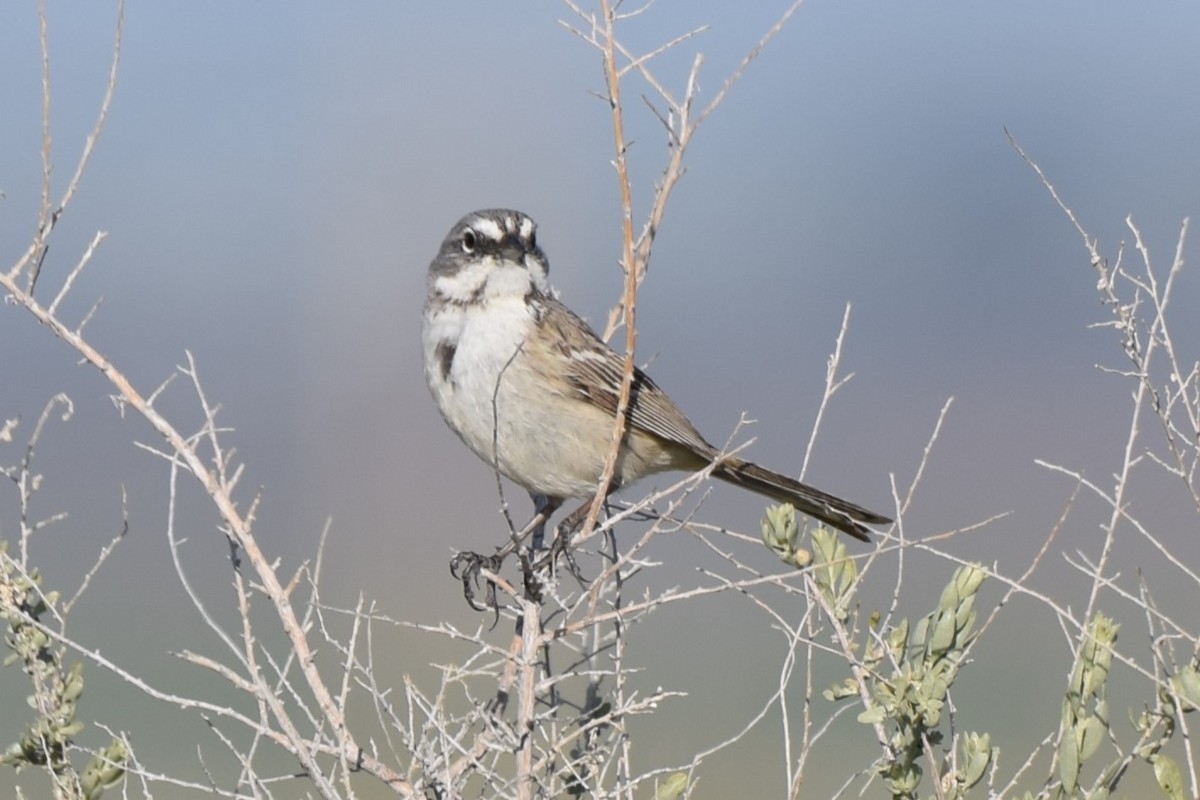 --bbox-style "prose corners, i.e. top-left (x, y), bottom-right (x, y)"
top-left (516, 493), bottom-right (565, 603)
top-left (528, 493), bottom-right (561, 551)
top-left (449, 494), bottom-right (562, 611)
top-left (558, 497), bottom-right (599, 540)
top-left (532, 482), bottom-right (619, 579)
